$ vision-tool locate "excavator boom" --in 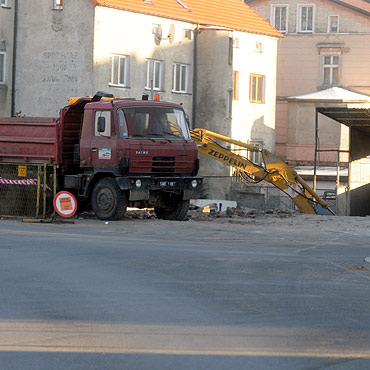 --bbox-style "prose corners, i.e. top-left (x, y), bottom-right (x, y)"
top-left (191, 129), bottom-right (335, 215)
